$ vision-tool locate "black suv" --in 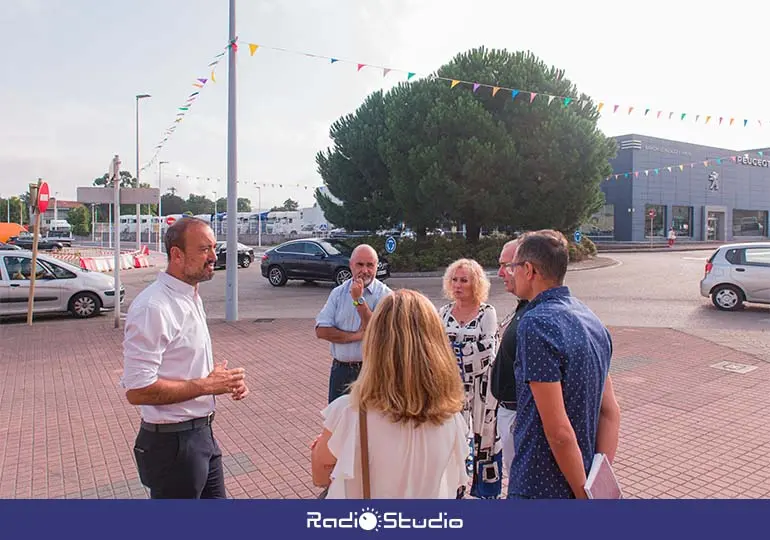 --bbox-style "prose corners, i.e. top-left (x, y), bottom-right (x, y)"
top-left (260, 238), bottom-right (390, 287)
